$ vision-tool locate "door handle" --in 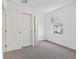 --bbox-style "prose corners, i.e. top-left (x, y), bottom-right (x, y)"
top-left (19, 32), bottom-right (22, 34)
